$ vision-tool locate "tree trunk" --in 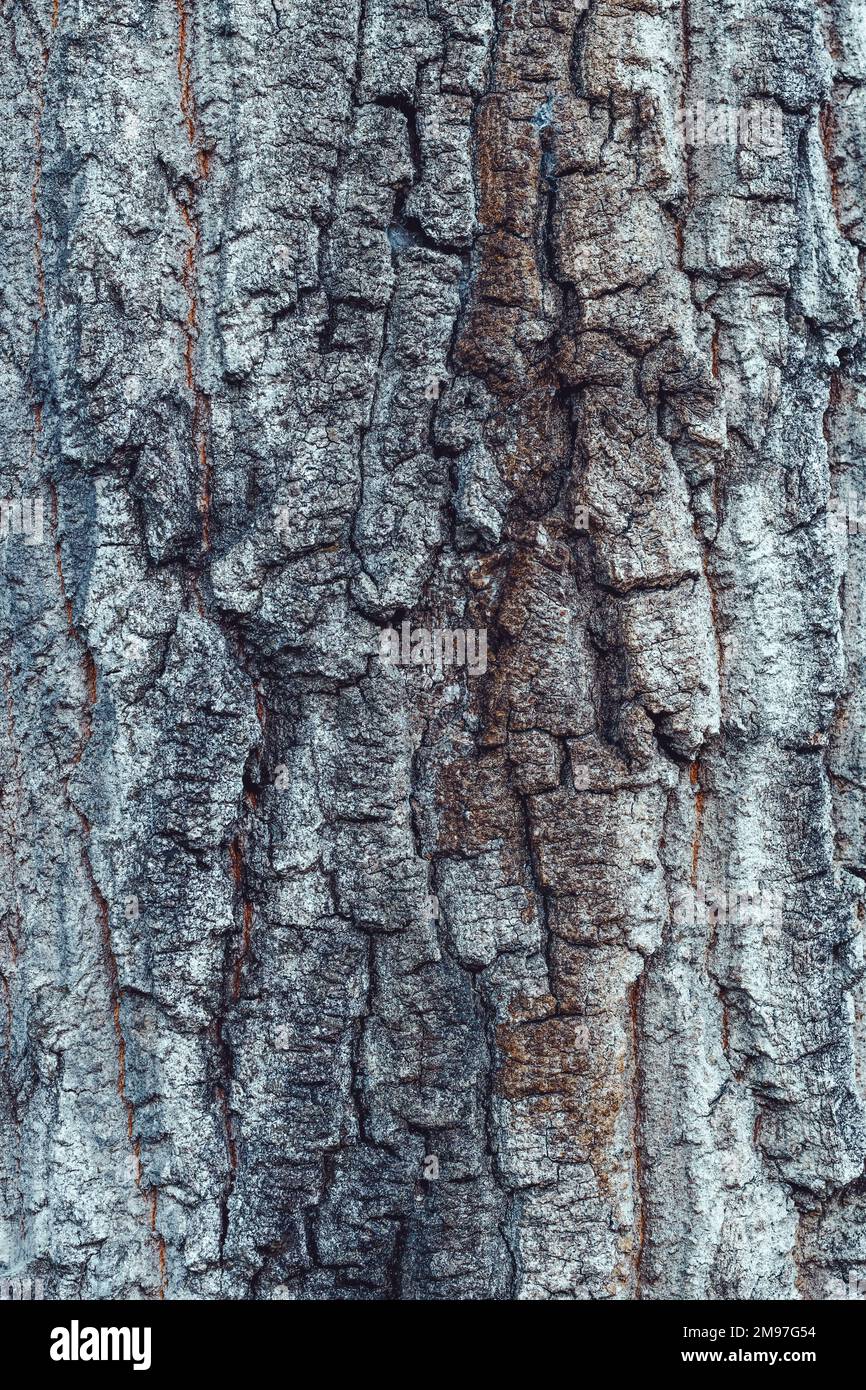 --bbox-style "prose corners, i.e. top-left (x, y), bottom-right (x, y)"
top-left (1, 0), bottom-right (865, 1300)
